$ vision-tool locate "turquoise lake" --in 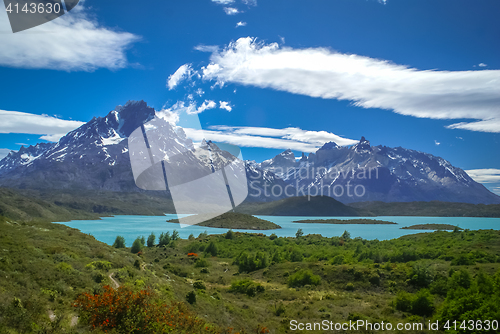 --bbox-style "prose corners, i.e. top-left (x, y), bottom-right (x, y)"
top-left (55, 215), bottom-right (500, 246)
